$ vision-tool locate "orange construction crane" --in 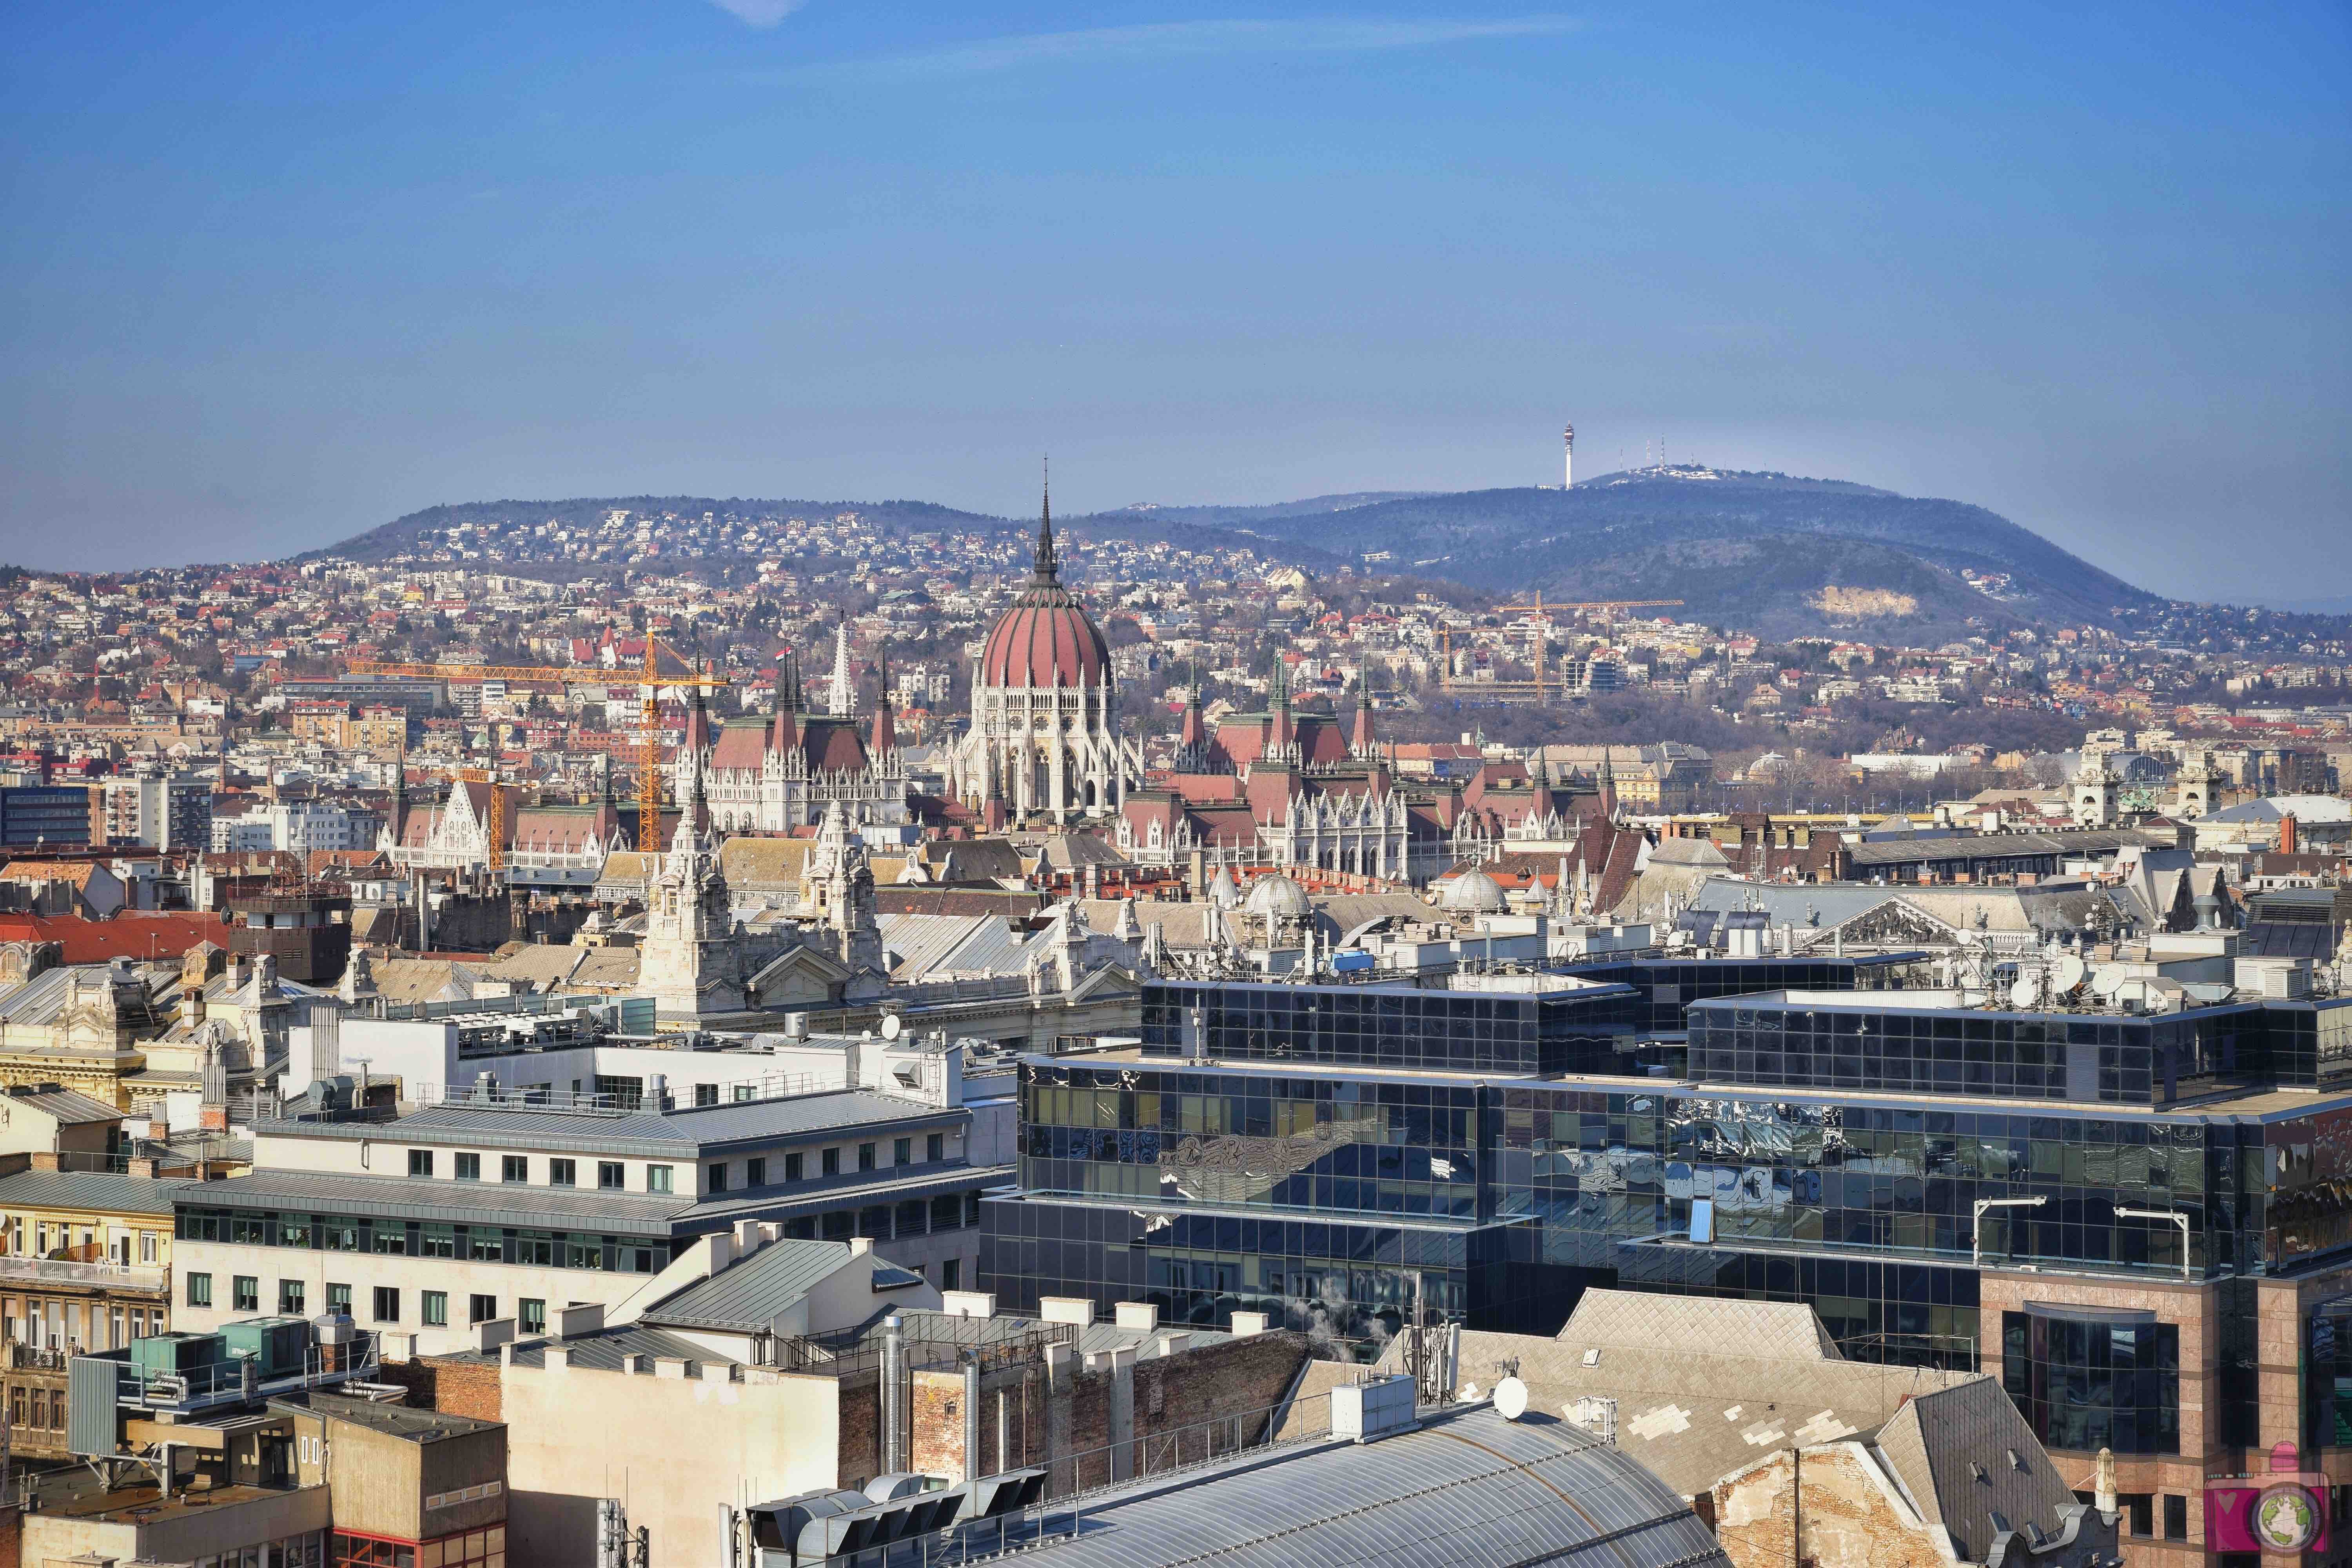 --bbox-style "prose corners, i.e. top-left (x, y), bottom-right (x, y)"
top-left (347, 638), bottom-right (730, 852)
top-left (1439, 594), bottom-right (1684, 699)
